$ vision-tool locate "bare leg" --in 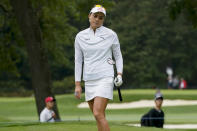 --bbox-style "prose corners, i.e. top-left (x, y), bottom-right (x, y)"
top-left (93, 97), bottom-right (110, 131)
top-left (88, 99), bottom-right (103, 130)
top-left (87, 99), bottom-right (94, 112)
